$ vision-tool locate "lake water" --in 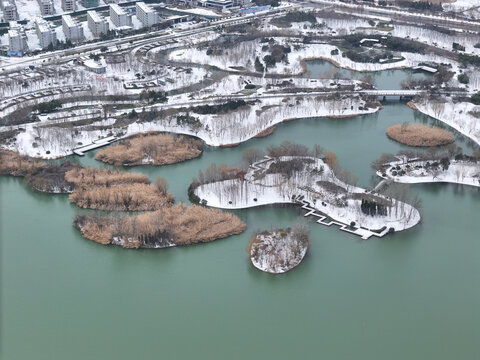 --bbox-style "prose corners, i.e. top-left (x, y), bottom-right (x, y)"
top-left (1, 99), bottom-right (480, 358)
top-left (305, 59), bottom-right (432, 90)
